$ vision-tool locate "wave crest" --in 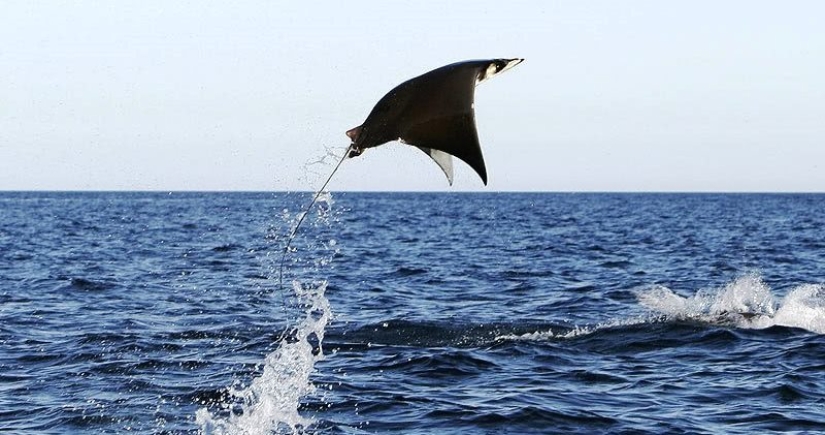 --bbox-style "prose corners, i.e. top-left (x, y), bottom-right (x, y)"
top-left (637, 274), bottom-right (825, 334)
